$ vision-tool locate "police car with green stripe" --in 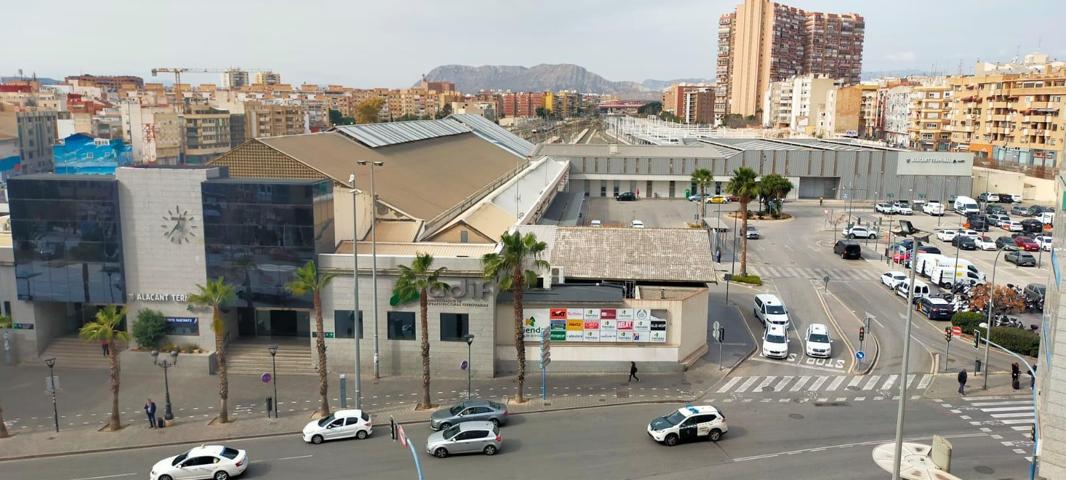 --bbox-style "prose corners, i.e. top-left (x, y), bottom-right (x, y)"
top-left (647, 405), bottom-right (728, 446)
